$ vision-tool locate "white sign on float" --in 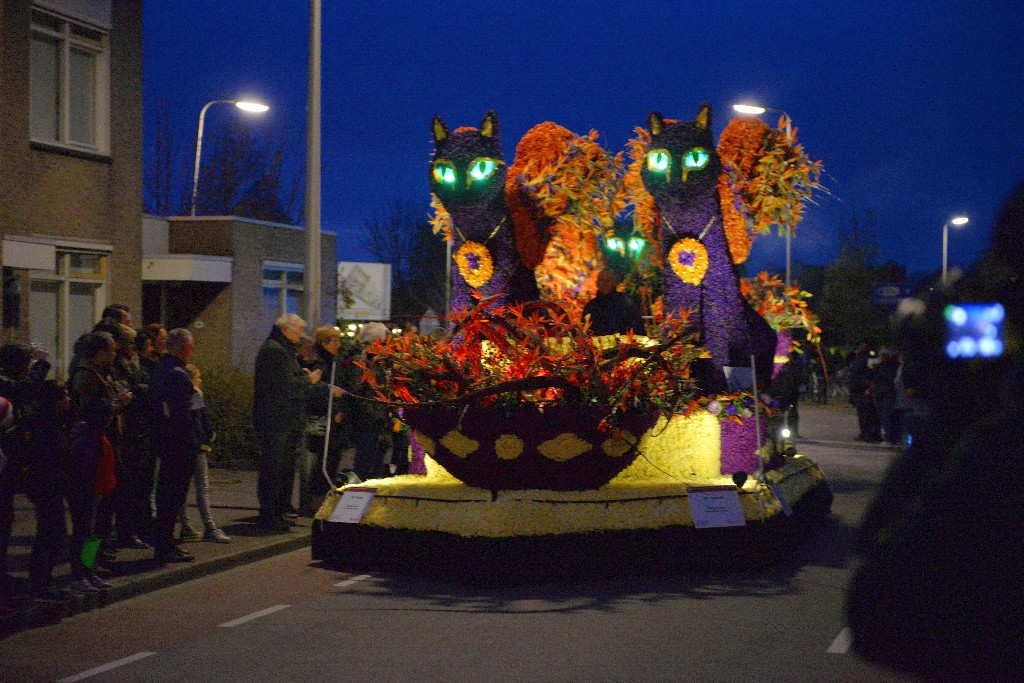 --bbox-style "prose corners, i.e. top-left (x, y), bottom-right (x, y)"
top-left (687, 486), bottom-right (747, 528)
top-left (329, 487), bottom-right (377, 523)
top-left (338, 262), bottom-right (391, 321)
